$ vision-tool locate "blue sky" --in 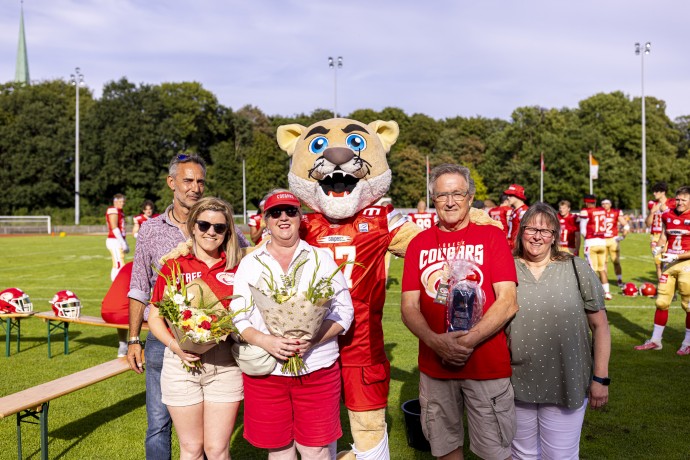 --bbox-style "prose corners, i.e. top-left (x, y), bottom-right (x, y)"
top-left (1, 0), bottom-right (688, 121)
